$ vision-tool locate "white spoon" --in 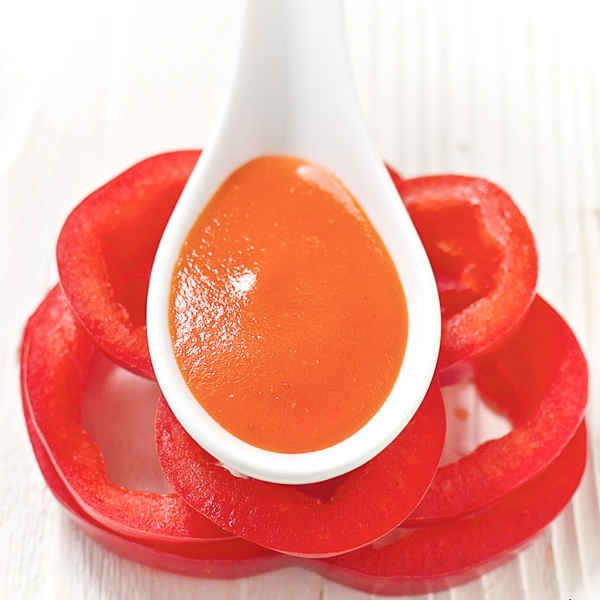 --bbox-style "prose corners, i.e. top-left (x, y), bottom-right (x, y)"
top-left (147, 0), bottom-right (440, 484)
